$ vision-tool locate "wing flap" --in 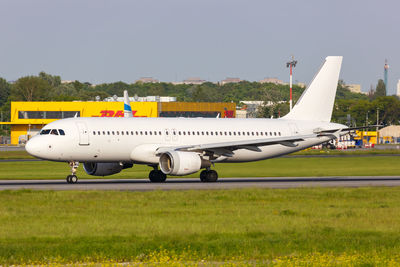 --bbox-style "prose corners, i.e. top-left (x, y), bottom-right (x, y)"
top-left (156, 134), bottom-right (316, 157)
